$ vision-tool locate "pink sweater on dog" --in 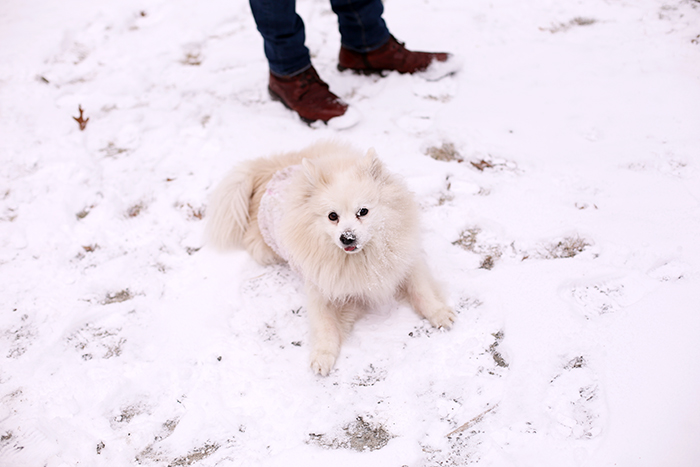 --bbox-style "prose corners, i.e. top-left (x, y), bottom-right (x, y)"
top-left (257, 165), bottom-right (300, 263)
